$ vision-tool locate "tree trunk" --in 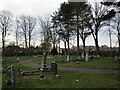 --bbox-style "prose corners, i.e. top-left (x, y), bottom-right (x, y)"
top-left (82, 39), bottom-right (86, 56)
top-left (64, 40), bottom-right (67, 55)
top-left (109, 28), bottom-right (112, 57)
top-left (2, 34), bottom-right (5, 56)
top-left (95, 38), bottom-right (99, 55)
top-left (76, 8), bottom-right (80, 55)
top-left (29, 36), bottom-right (31, 48)
top-left (59, 41), bottom-right (60, 55)
top-left (118, 32), bottom-right (120, 56)
top-left (93, 29), bottom-right (99, 55)
top-left (53, 42), bottom-right (55, 48)
top-left (67, 39), bottom-right (70, 61)
top-left (28, 35), bottom-right (31, 56)
top-left (24, 34), bottom-right (28, 50)
top-left (67, 27), bottom-right (70, 62)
